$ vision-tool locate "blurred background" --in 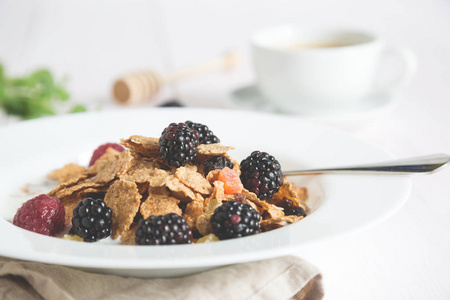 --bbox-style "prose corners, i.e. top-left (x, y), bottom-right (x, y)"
top-left (0, 0), bottom-right (449, 110)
